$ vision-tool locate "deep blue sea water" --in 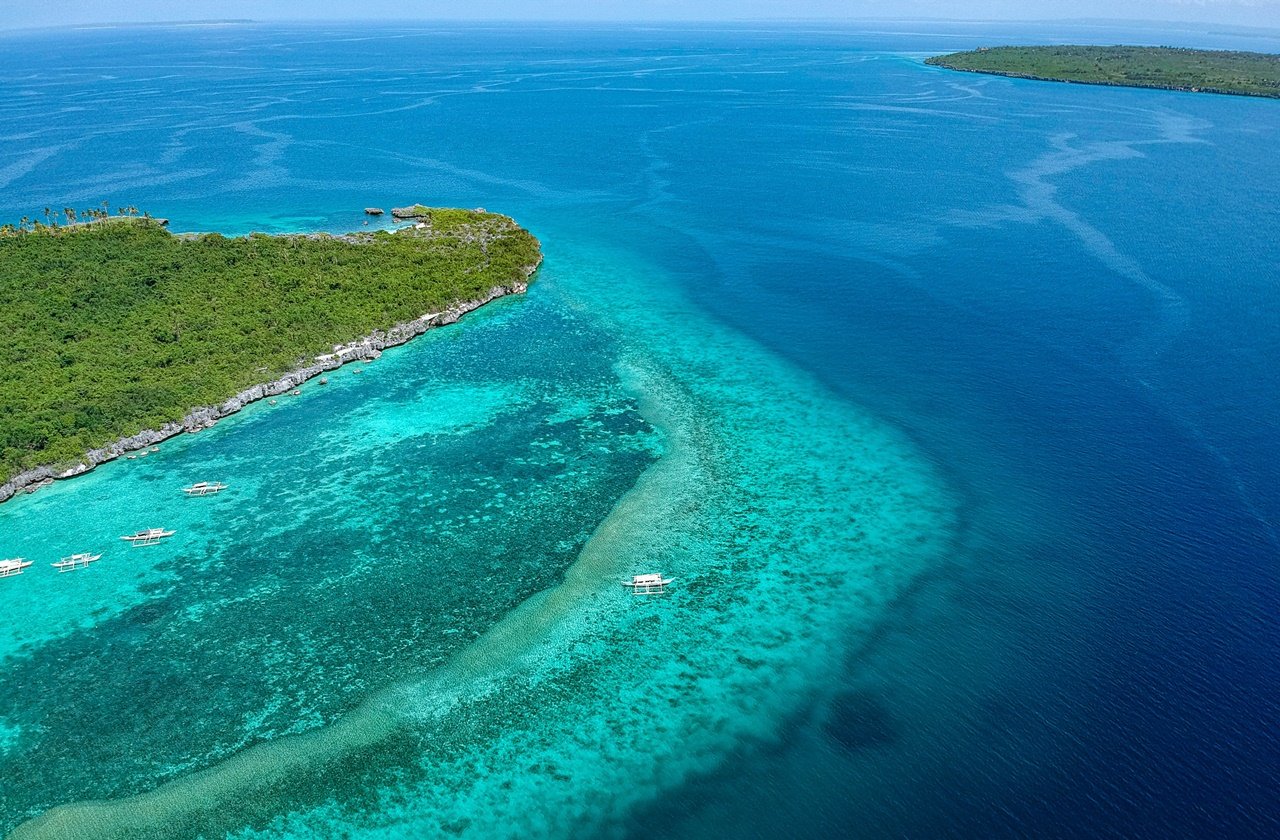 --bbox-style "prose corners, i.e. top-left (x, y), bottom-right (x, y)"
top-left (1, 20), bottom-right (1279, 840)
